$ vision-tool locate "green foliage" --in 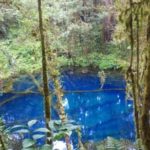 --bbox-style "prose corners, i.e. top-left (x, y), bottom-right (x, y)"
top-left (57, 52), bottom-right (125, 70)
top-left (22, 139), bottom-right (36, 149)
top-left (0, 0), bottom-right (128, 79)
top-left (48, 120), bottom-right (80, 141)
top-left (0, 39), bottom-right (42, 79)
top-left (0, 117), bottom-right (9, 149)
top-left (11, 119), bottom-right (80, 149)
top-left (39, 144), bottom-right (52, 150)
top-left (11, 120), bottom-right (48, 150)
top-left (97, 54), bottom-right (117, 70)
top-left (57, 56), bottom-right (73, 67)
top-left (0, 7), bottom-right (21, 38)
top-left (76, 57), bottom-right (89, 67)
top-left (96, 137), bottom-right (145, 150)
